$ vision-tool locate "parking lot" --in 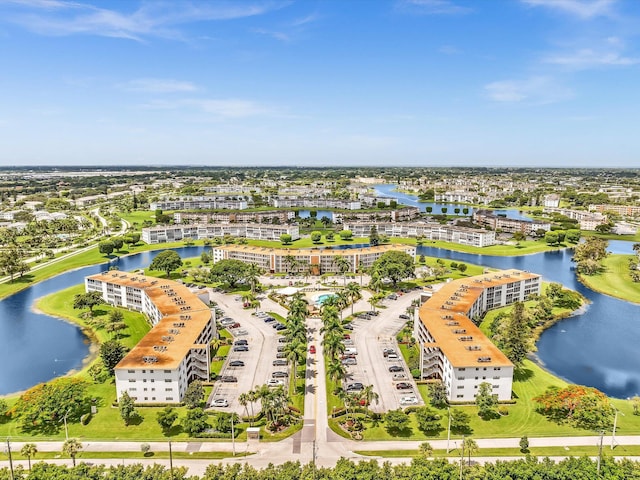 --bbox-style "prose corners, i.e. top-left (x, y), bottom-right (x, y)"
top-left (207, 291), bottom-right (290, 415)
top-left (345, 290), bottom-right (424, 412)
